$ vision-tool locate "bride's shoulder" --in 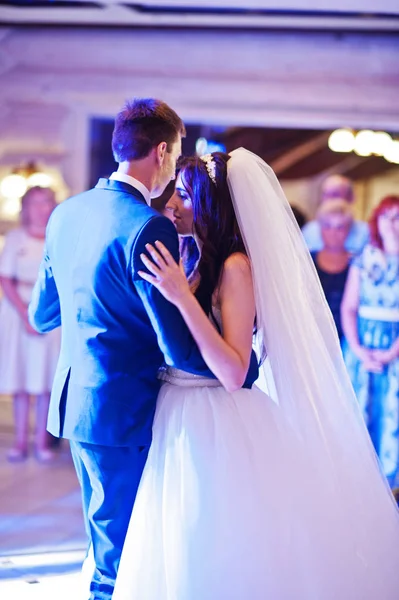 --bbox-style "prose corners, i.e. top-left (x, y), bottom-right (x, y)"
top-left (218, 252), bottom-right (254, 307)
top-left (217, 252), bottom-right (254, 307)
top-left (220, 252), bottom-right (252, 290)
top-left (223, 252), bottom-right (251, 274)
